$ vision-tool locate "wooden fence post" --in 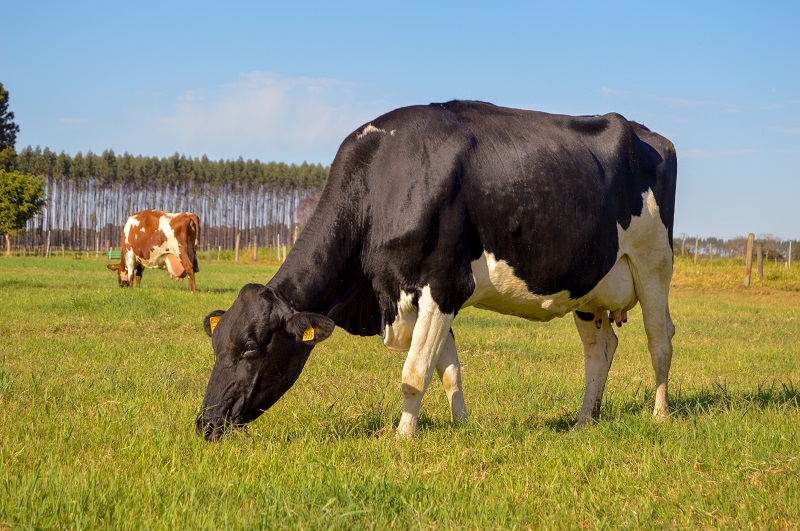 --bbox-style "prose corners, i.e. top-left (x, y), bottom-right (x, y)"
top-left (235, 233), bottom-right (241, 262)
top-left (757, 241), bottom-right (764, 280)
top-left (681, 235), bottom-right (686, 257)
top-left (207, 242), bottom-right (211, 263)
top-left (693, 234), bottom-right (699, 274)
top-left (744, 233), bottom-right (754, 287)
top-left (709, 243), bottom-right (713, 274)
top-left (790, 241), bottom-right (793, 269)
